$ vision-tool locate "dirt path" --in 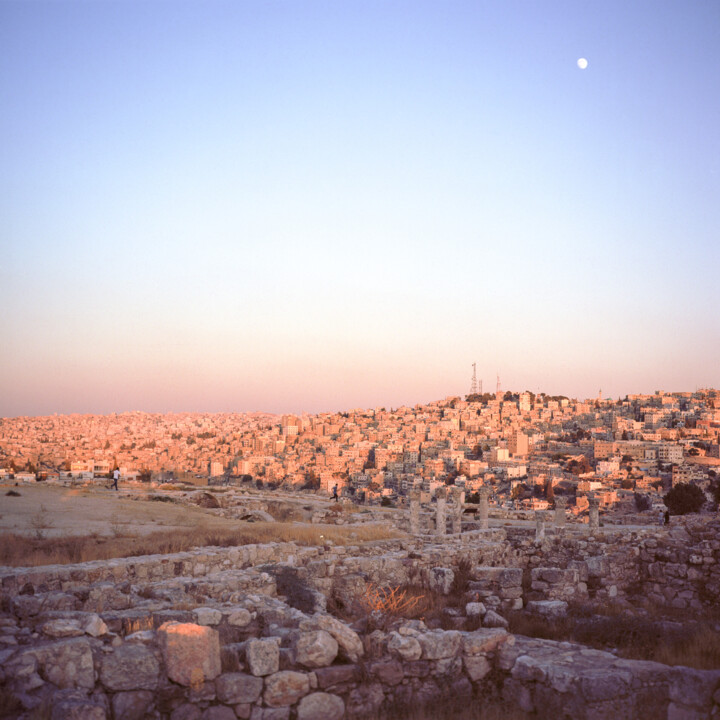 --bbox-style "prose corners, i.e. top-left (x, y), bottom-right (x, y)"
top-left (0, 482), bottom-right (238, 538)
